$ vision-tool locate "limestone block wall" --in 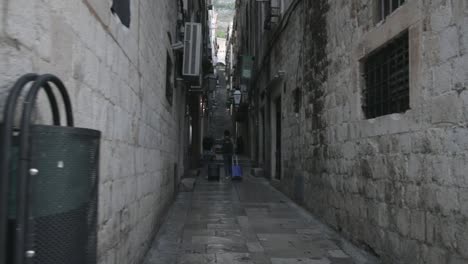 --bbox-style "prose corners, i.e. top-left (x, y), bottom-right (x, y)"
top-left (0, 0), bottom-right (187, 263)
top-left (298, 0), bottom-right (465, 263)
top-left (265, 2), bottom-right (304, 196)
top-left (312, 1), bottom-right (468, 263)
top-left (255, 0), bottom-right (468, 263)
